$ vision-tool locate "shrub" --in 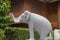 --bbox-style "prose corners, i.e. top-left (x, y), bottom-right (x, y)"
top-left (0, 27), bottom-right (54, 40)
top-left (0, 16), bottom-right (13, 23)
top-left (4, 27), bottom-right (40, 40)
top-left (0, 0), bottom-right (11, 30)
top-left (0, 29), bottom-right (5, 40)
top-left (0, 0), bottom-right (11, 16)
top-left (0, 16), bottom-right (13, 29)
